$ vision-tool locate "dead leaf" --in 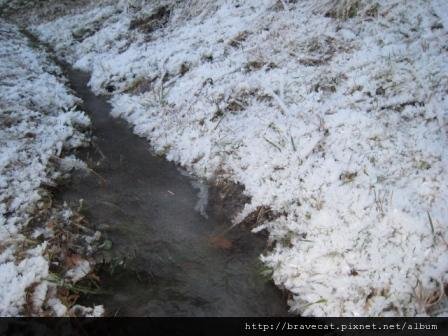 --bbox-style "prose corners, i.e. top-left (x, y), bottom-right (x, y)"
top-left (208, 235), bottom-right (233, 250)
